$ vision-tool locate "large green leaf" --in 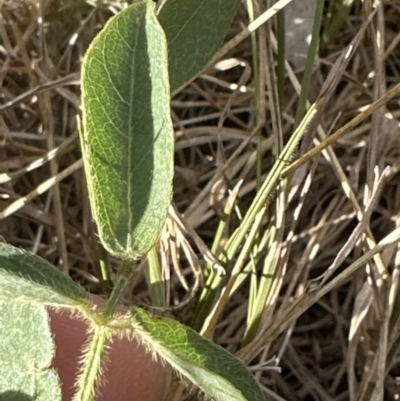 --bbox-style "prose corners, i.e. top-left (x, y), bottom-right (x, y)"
top-left (0, 242), bottom-right (89, 309)
top-left (81, 1), bottom-right (174, 260)
top-left (131, 307), bottom-right (266, 401)
top-left (157, 0), bottom-right (242, 92)
top-left (0, 302), bottom-right (61, 401)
